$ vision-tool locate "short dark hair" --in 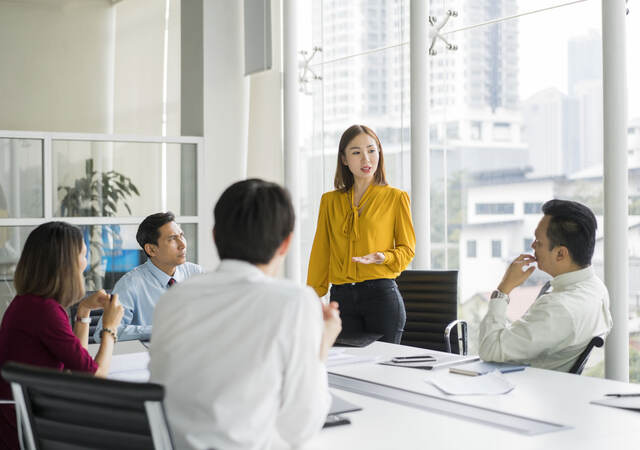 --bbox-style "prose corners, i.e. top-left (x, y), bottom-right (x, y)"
top-left (14, 221), bottom-right (85, 308)
top-left (214, 179), bottom-right (295, 264)
top-left (136, 212), bottom-right (176, 257)
top-left (334, 124), bottom-right (388, 193)
top-left (541, 199), bottom-right (597, 267)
